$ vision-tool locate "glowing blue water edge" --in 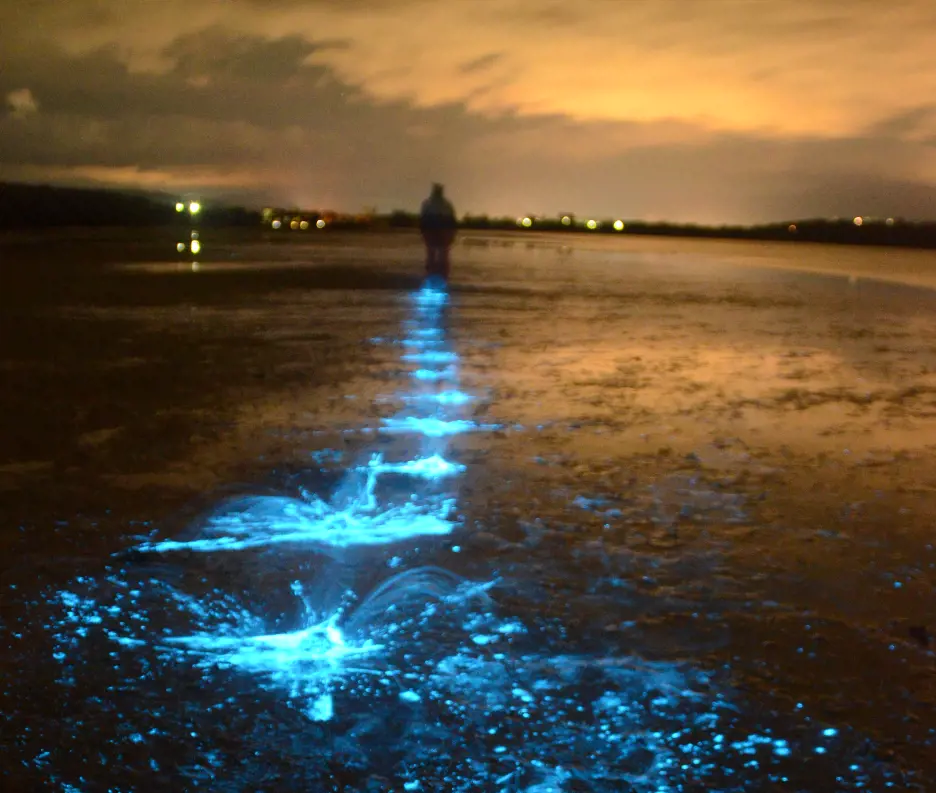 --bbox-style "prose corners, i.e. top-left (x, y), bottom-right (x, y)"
top-left (17, 284), bottom-right (905, 791)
